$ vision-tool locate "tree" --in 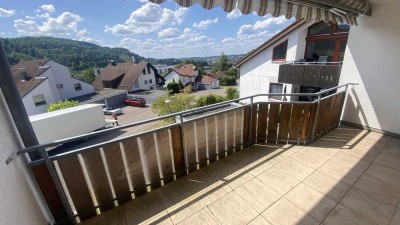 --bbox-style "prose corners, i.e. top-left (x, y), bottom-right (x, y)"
top-left (166, 82), bottom-right (180, 95)
top-left (219, 76), bottom-right (237, 86)
top-left (151, 94), bottom-right (196, 122)
top-left (225, 87), bottom-right (239, 100)
top-left (212, 52), bottom-right (229, 72)
top-left (196, 94), bottom-right (226, 107)
top-left (80, 68), bottom-right (96, 83)
top-left (46, 99), bottom-right (79, 112)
